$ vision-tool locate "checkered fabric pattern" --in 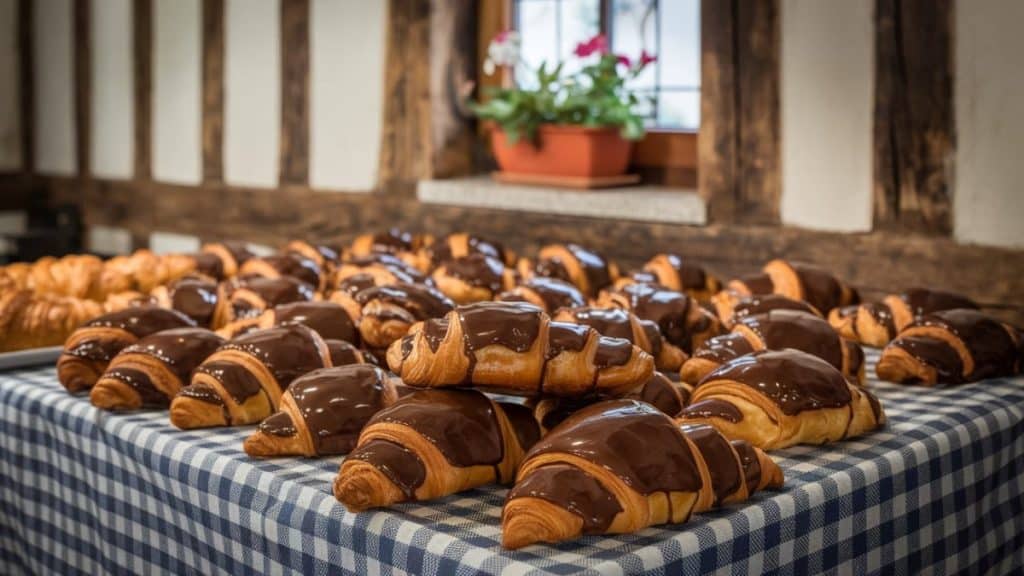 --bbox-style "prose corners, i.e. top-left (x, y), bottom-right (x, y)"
top-left (1, 351), bottom-right (1023, 575)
